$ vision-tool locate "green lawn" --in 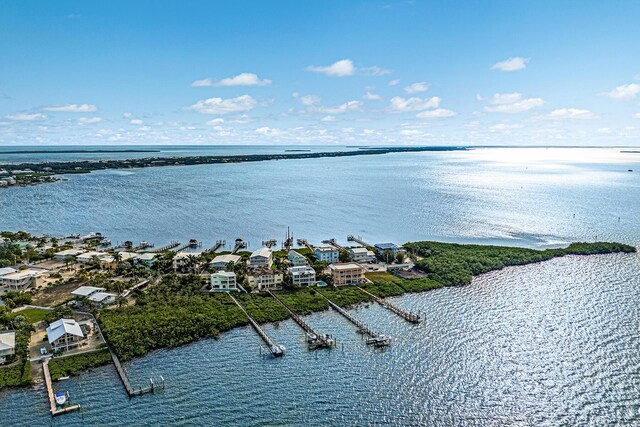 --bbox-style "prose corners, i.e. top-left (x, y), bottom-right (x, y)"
top-left (15, 307), bottom-right (50, 324)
